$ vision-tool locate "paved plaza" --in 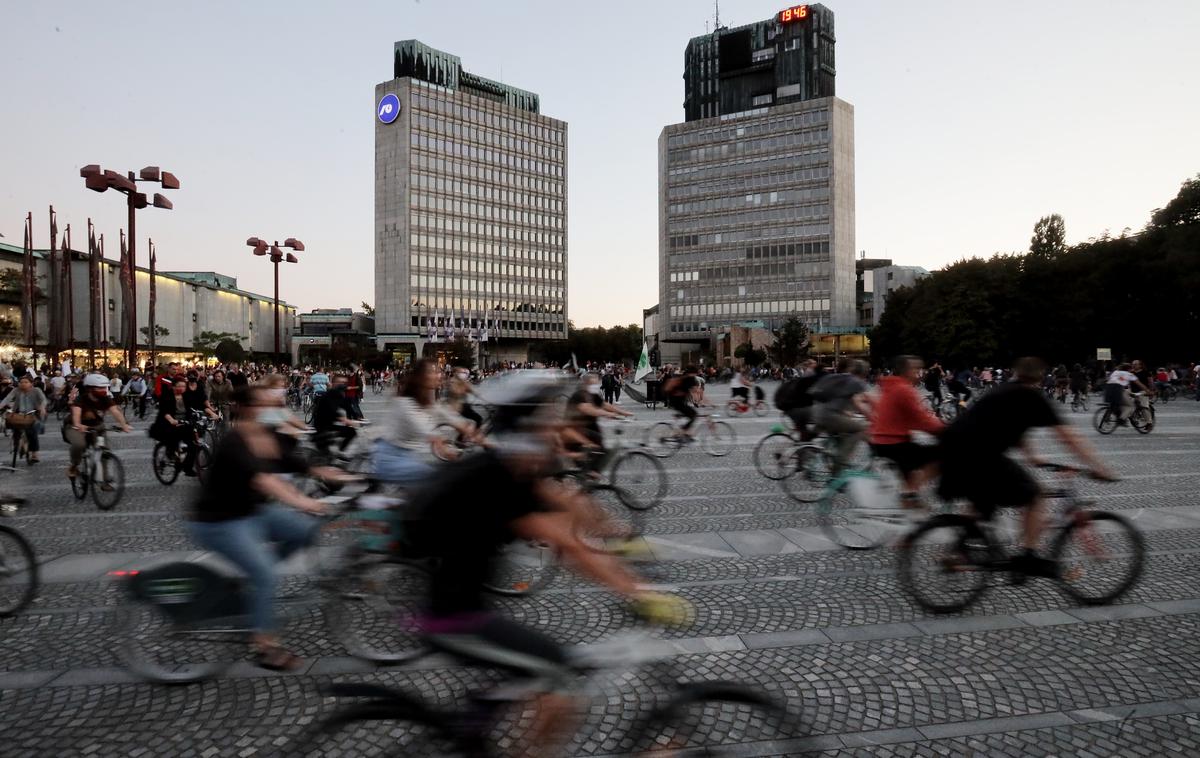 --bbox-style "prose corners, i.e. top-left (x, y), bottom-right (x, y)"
top-left (2, 388), bottom-right (1200, 756)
